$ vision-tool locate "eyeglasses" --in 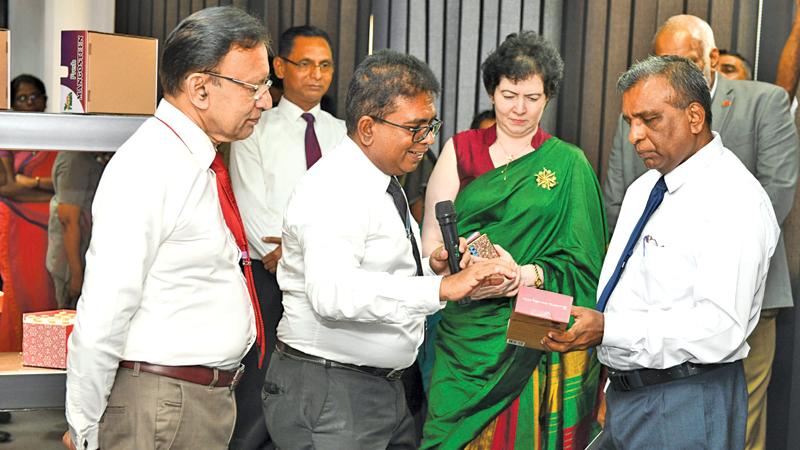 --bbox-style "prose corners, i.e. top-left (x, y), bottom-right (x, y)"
top-left (370, 116), bottom-right (442, 143)
top-left (14, 93), bottom-right (45, 104)
top-left (280, 56), bottom-right (335, 73)
top-left (203, 72), bottom-right (272, 100)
